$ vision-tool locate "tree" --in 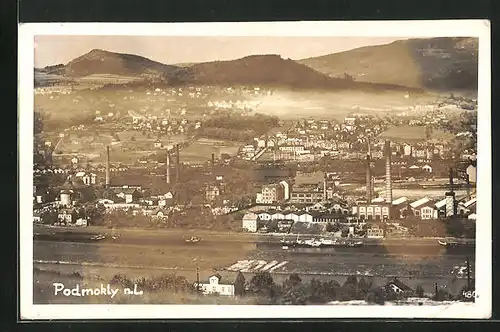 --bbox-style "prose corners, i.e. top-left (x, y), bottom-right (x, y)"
top-left (84, 202), bottom-right (106, 225)
top-left (416, 285), bottom-right (425, 298)
top-left (339, 275), bottom-right (358, 300)
top-left (42, 210), bottom-right (58, 225)
top-left (357, 277), bottom-right (372, 299)
top-left (234, 272), bottom-right (246, 296)
top-left (325, 223), bottom-right (334, 232)
top-left (365, 287), bottom-right (385, 305)
top-left (282, 284), bottom-right (308, 305)
top-left (282, 273), bottom-right (302, 291)
top-left (248, 271), bottom-right (278, 300)
top-left (307, 278), bottom-right (327, 304)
